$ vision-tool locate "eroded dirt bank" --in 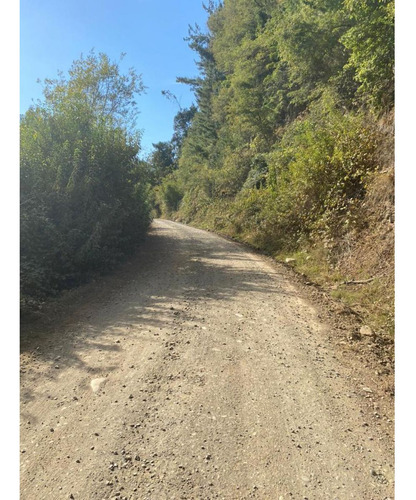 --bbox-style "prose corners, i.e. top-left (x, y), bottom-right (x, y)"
top-left (20, 219), bottom-right (394, 499)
